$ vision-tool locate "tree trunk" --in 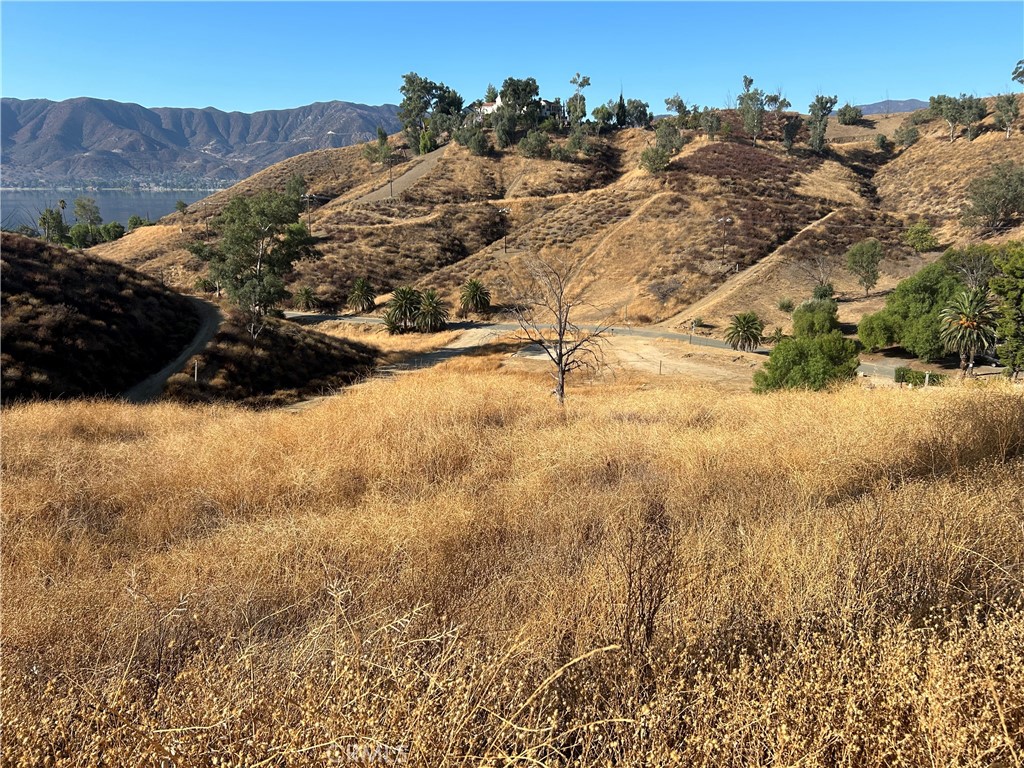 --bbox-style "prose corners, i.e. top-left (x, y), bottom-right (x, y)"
top-left (959, 352), bottom-right (968, 377)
